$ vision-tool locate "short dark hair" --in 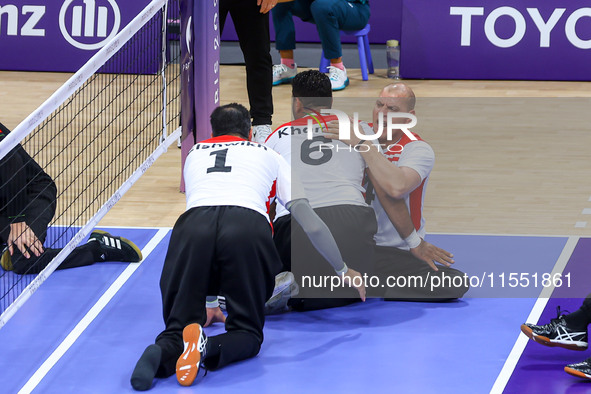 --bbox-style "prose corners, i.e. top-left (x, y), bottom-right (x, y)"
top-left (210, 103), bottom-right (251, 138)
top-left (291, 70), bottom-right (332, 109)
